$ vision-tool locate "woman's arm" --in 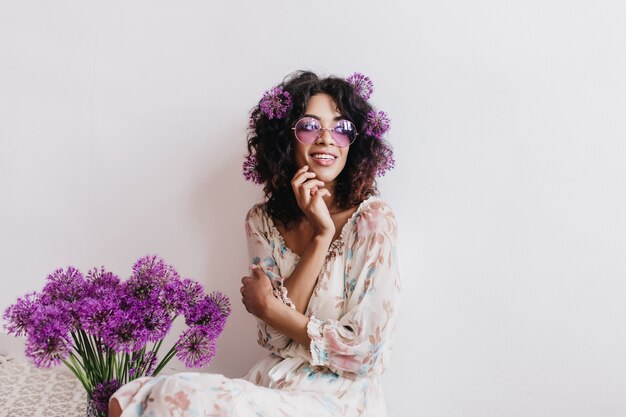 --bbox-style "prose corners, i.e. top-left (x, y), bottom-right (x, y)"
top-left (280, 165), bottom-right (335, 313)
top-left (303, 201), bottom-right (401, 377)
top-left (241, 266), bottom-right (311, 346)
top-left (280, 233), bottom-right (332, 313)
